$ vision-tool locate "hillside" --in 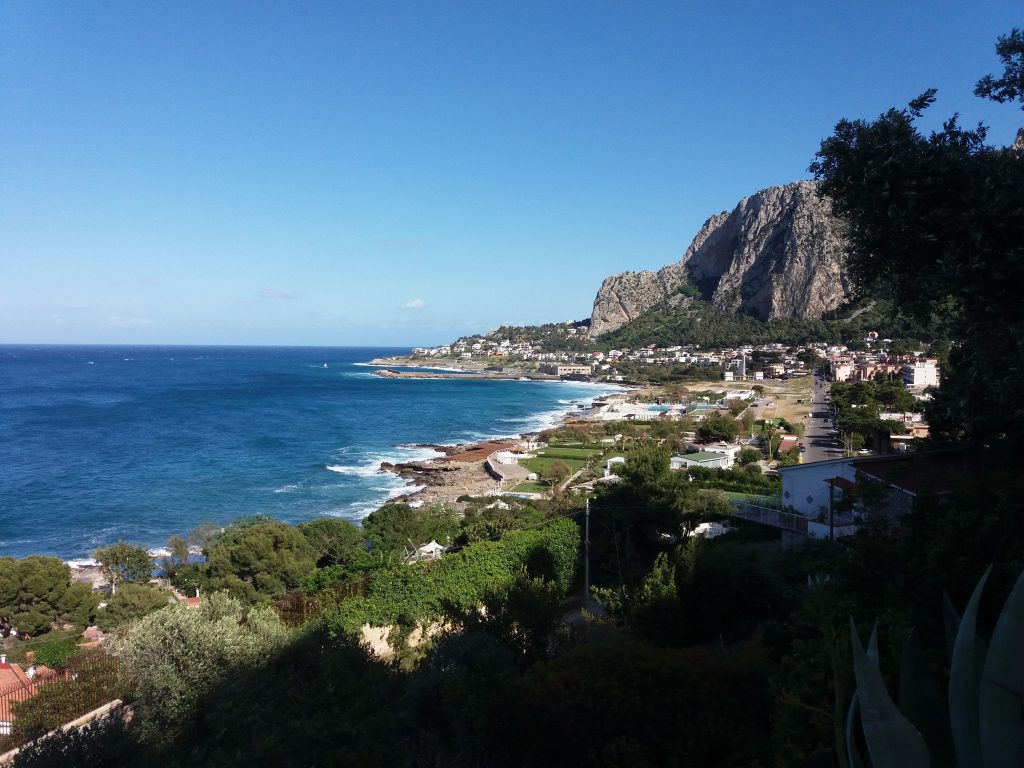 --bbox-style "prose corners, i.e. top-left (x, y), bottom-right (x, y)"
top-left (589, 181), bottom-right (850, 336)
